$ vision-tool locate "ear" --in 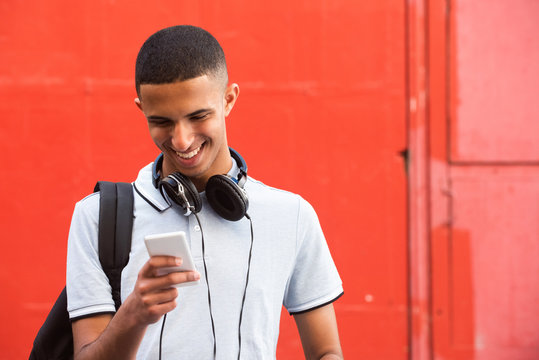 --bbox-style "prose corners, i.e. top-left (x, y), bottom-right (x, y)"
top-left (134, 97), bottom-right (143, 111)
top-left (224, 83), bottom-right (240, 117)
